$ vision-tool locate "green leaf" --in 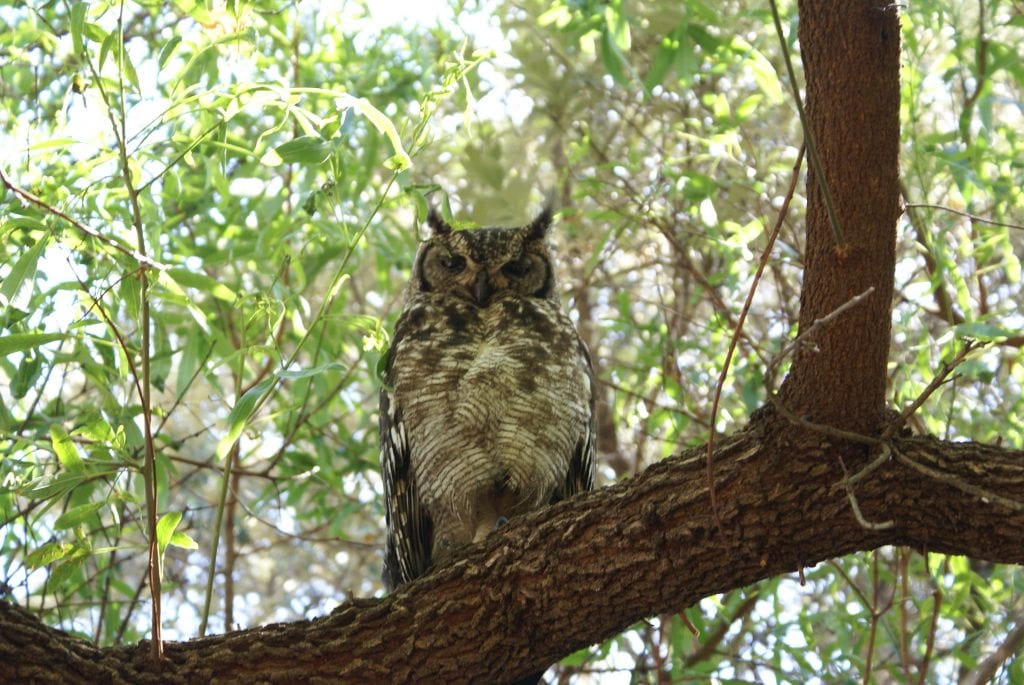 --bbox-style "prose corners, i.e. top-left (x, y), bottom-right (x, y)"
top-left (50, 424), bottom-right (85, 471)
top-left (27, 138), bottom-right (80, 152)
top-left (98, 29), bottom-right (116, 71)
top-left (155, 270), bottom-right (211, 333)
top-left (0, 234), bottom-right (48, 307)
top-left (156, 511), bottom-right (182, 554)
top-left (215, 377), bottom-right (275, 460)
top-left (119, 275), bottom-right (141, 320)
top-left (275, 136), bottom-right (331, 164)
top-left (70, 2), bottom-right (87, 54)
top-left (21, 472), bottom-right (90, 500)
top-left (643, 31), bottom-right (678, 93)
top-left (604, 4), bottom-right (631, 51)
top-left (2, 217), bottom-right (47, 238)
top-left (277, 361), bottom-right (347, 380)
top-left (166, 268), bottom-right (237, 303)
top-left (0, 332), bottom-right (64, 357)
top-left (953, 322), bottom-right (1017, 341)
top-left (118, 39), bottom-right (141, 93)
top-left (538, 5), bottom-right (572, 28)
top-left (176, 332), bottom-right (204, 398)
top-left (83, 22), bottom-right (107, 43)
top-left (600, 28), bottom-right (631, 86)
top-left (49, 554), bottom-right (88, 589)
top-left (170, 530), bottom-right (199, 550)
top-left (11, 352), bottom-right (42, 399)
top-left (26, 542), bottom-right (71, 568)
top-left (748, 48), bottom-right (783, 103)
top-left (343, 95), bottom-right (412, 171)
top-left (74, 415), bottom-right (116, 443)
top-left (158, 35), bottom-right (182, 69)
top-left (54, 501), bottom-right (105, 530)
